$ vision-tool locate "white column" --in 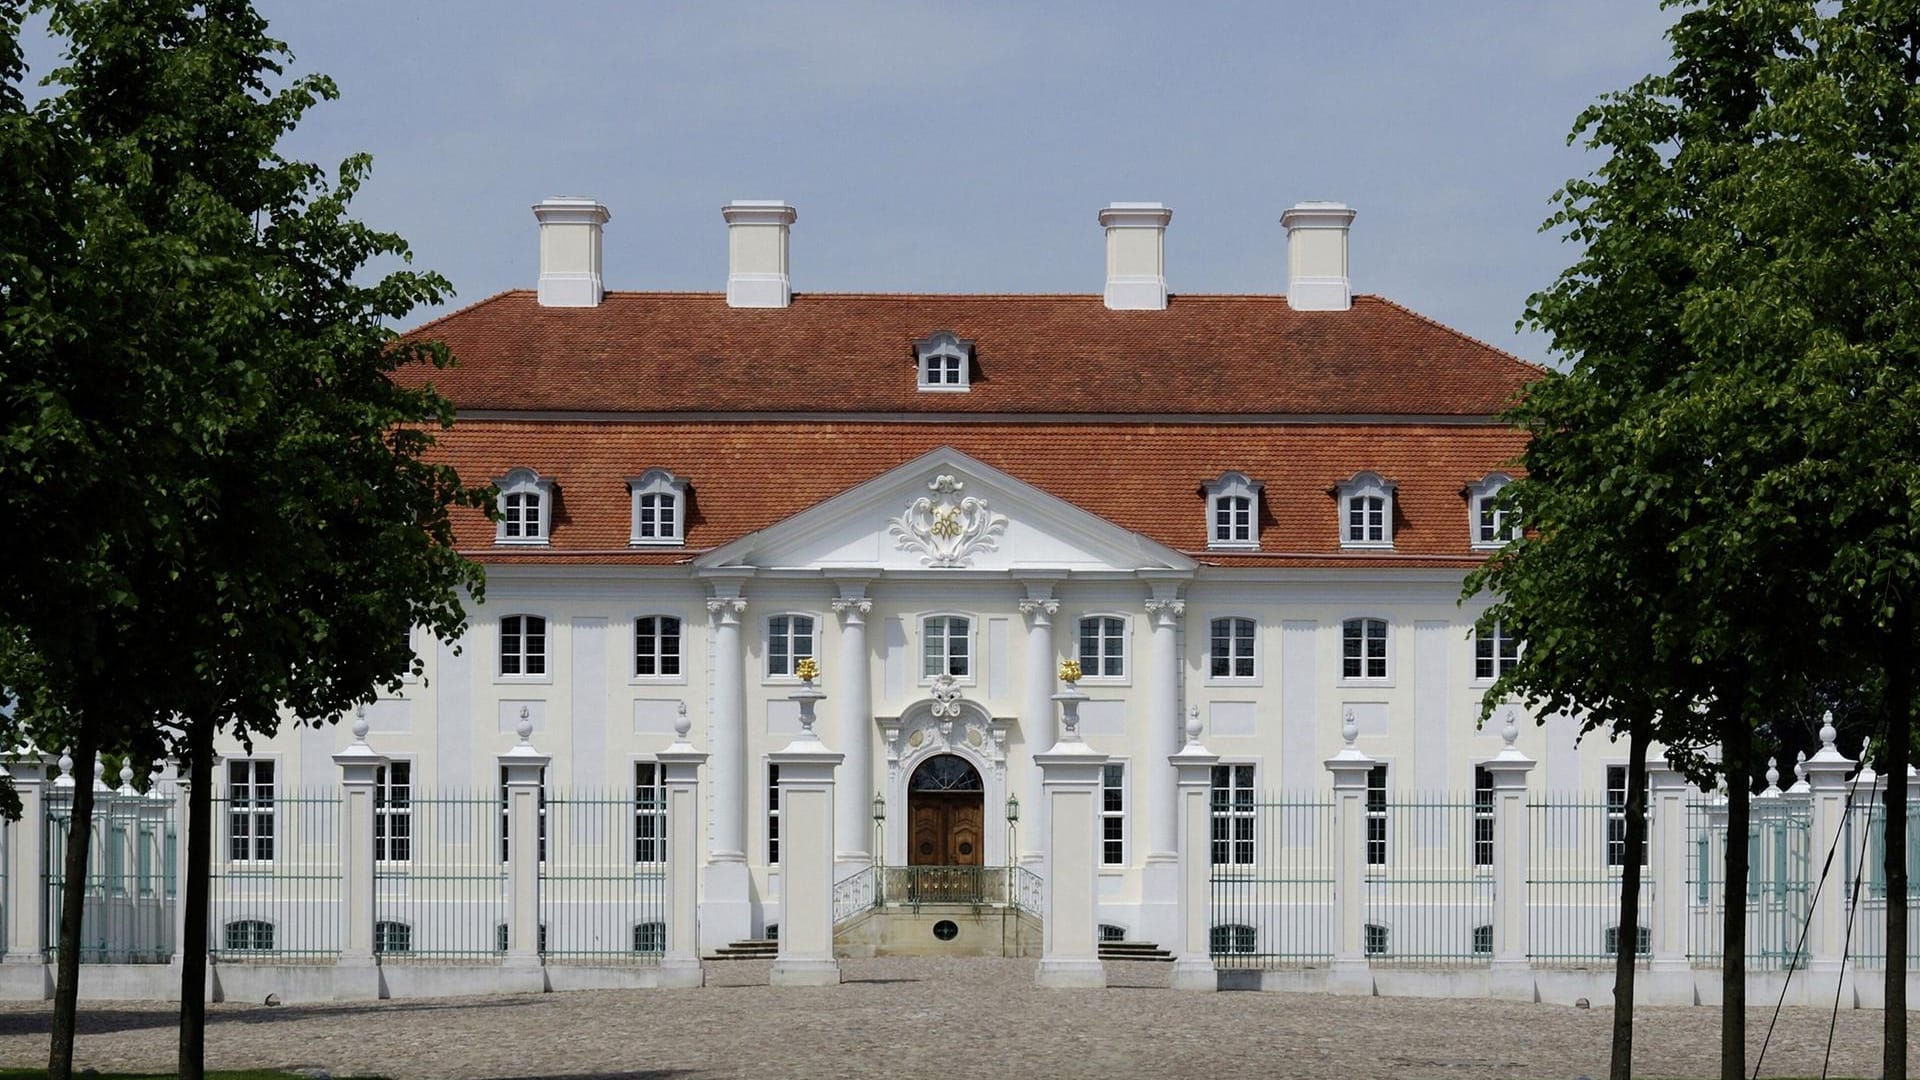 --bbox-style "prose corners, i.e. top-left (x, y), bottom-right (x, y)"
top-left (497, 712), bottom-right (550, 992)
top-left (333, 714), bottom-right (388, 1000)
top-left (1, 752), bottom-right (51, 997)
top-left (1802, 715), bottom-right (1855, 999)
top-left (831, 582), bottom-right (875, 876)
top-left (657, 704), bottom-right (708, 989)
top-left (1139, 584), bottom-right (1185, 946)
top-left (702, 580), bottom-right (752, 949)
top-left (1480, 712), bottom-right (1535, 1000)
top-left (1169, 714), bottom-right (1220, 991)
top-left (769, 675), bottom-right (843, 986)
top-left (1018, 582), bottom-right (1061, 868)
top-left (1035, 679), bottom-right (1109, 989)
top-left (1324, 710), bottom-right (1375, 996)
